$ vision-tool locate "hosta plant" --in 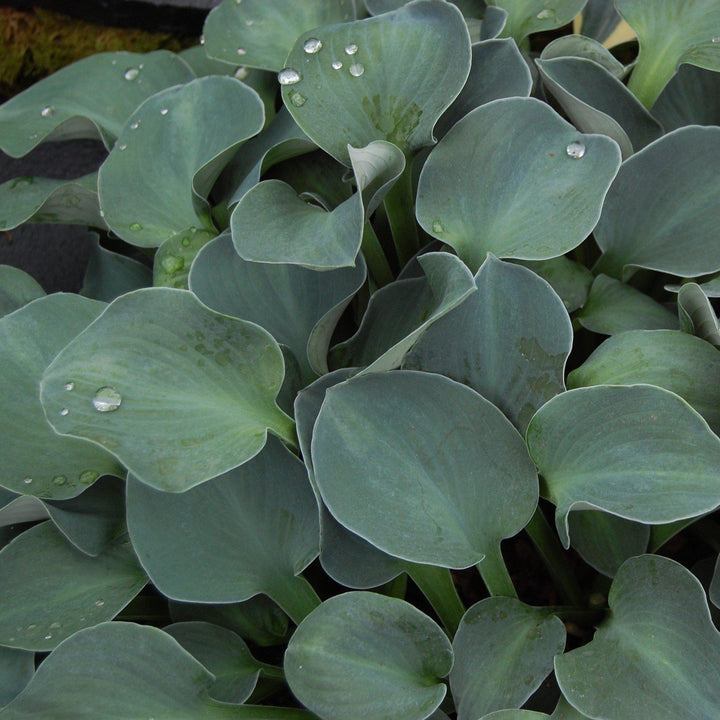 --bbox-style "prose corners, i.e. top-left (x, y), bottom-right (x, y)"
top-left (2, 0), bottom-right (720, 717)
